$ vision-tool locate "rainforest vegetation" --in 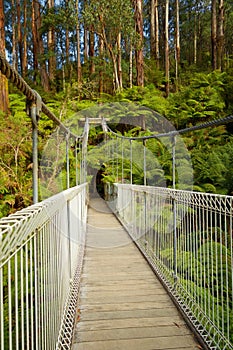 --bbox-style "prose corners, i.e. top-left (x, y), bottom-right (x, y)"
top-left (0, 1), bottom-right (233, 348)
top-left (0, 0), bottom-right (233, 215)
